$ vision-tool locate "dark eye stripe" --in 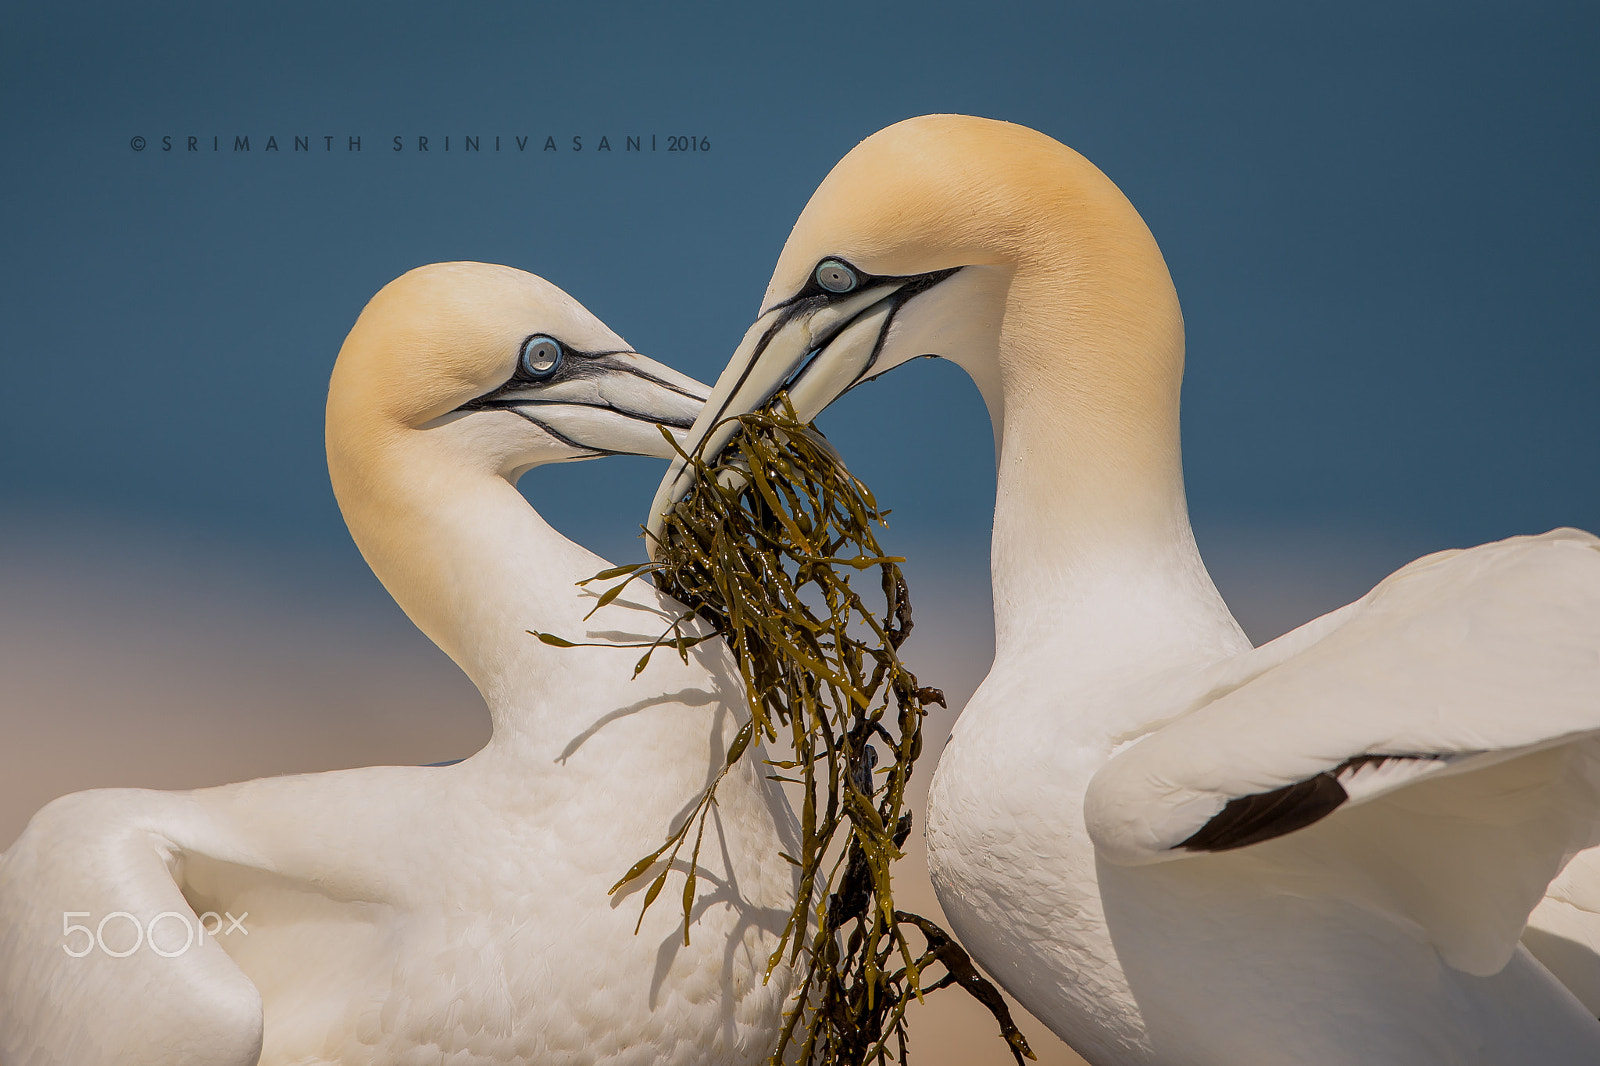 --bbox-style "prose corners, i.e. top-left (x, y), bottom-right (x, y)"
top-left (765, 256), bottom-right (885, 312)
top-left (454, 346), bottom-right (694, 413)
